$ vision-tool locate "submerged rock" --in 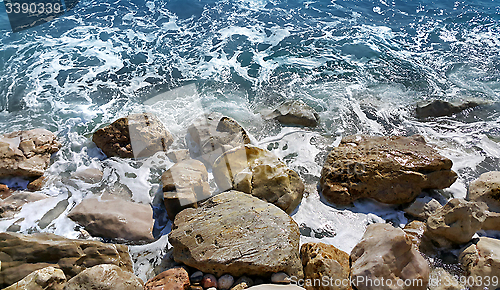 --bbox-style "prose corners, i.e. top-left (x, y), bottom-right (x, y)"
top-left (168, 191), bottom-right (303, 278)
top-left (187, 112), bottom-right (251, 166)
top-left (67, 196), bottom-right (155, 243)
top-left (404, 196), bottom-right (442, 220)
top-left (468, 171), bottom-right (500, 212)
top-left (212, 145), bottom-right (304, 214)
top-left (64, 264), bottom-right (143, 290)
top-left (416, 99), bottom-right (479, 119)
top-left (0, 128), bottom-right (61, 177)
top-left (92, 113), bottom-right (174, 158)
top-left (3, 266), bottom-right (66, 290)
top-left (162, 159), bottom-right (211, 221)
top-left (262, 100), bottom-right (319, 127)
top-left (0, 232), bottom-right (133, 288)
top-left (459, 237), bottom-right (500, 290)
top-left (320, 135), bottom-right (457, 205)
top-left (426, 198), bottom-right (487, 247)
top-left (71, 168), bottom-right (104, 184)
top-left (300, 242), bottom-right (351, 290)
top-left (144, 267), bottom-right (190, 290)
top-left (0, 191), bottom-right (49, 218)
top-left (350, 223), bottom-right (429, 290)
